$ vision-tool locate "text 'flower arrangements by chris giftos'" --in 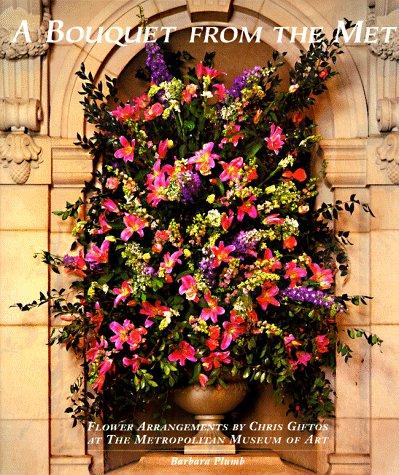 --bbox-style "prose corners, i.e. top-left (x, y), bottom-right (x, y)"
top-left (18, 28), bottom-right (381, 426)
